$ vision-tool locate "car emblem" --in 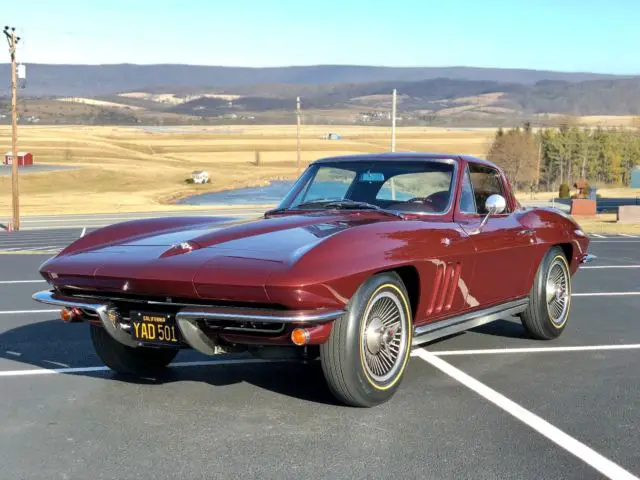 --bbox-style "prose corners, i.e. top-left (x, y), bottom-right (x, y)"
top-left (122, 281), bottom-right (130, 291)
